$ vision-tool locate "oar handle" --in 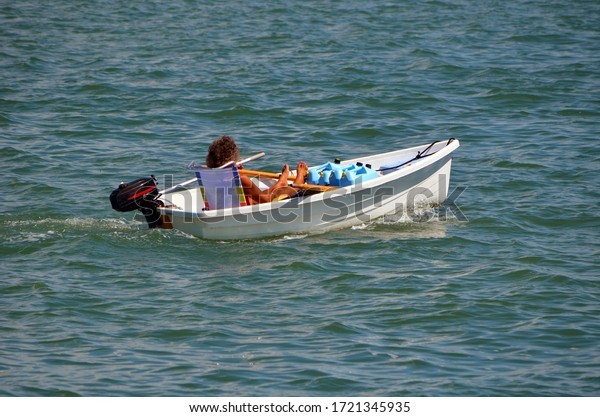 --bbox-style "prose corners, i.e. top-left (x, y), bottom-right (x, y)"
top-left (159, 177), bottom-right (197, 195)
top-left (219, 152), bottom-right (266, 168)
